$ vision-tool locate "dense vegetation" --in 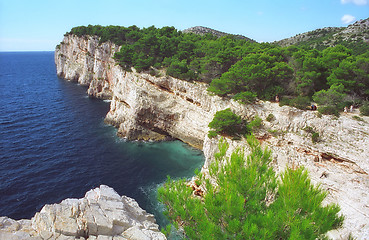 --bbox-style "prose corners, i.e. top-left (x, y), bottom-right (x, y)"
top-left (67, 25), bottom-right (369, 112)
top-left (208, 108), bottom-right (250, 138)
top-left (158, 137), bottom-right (344, 239)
